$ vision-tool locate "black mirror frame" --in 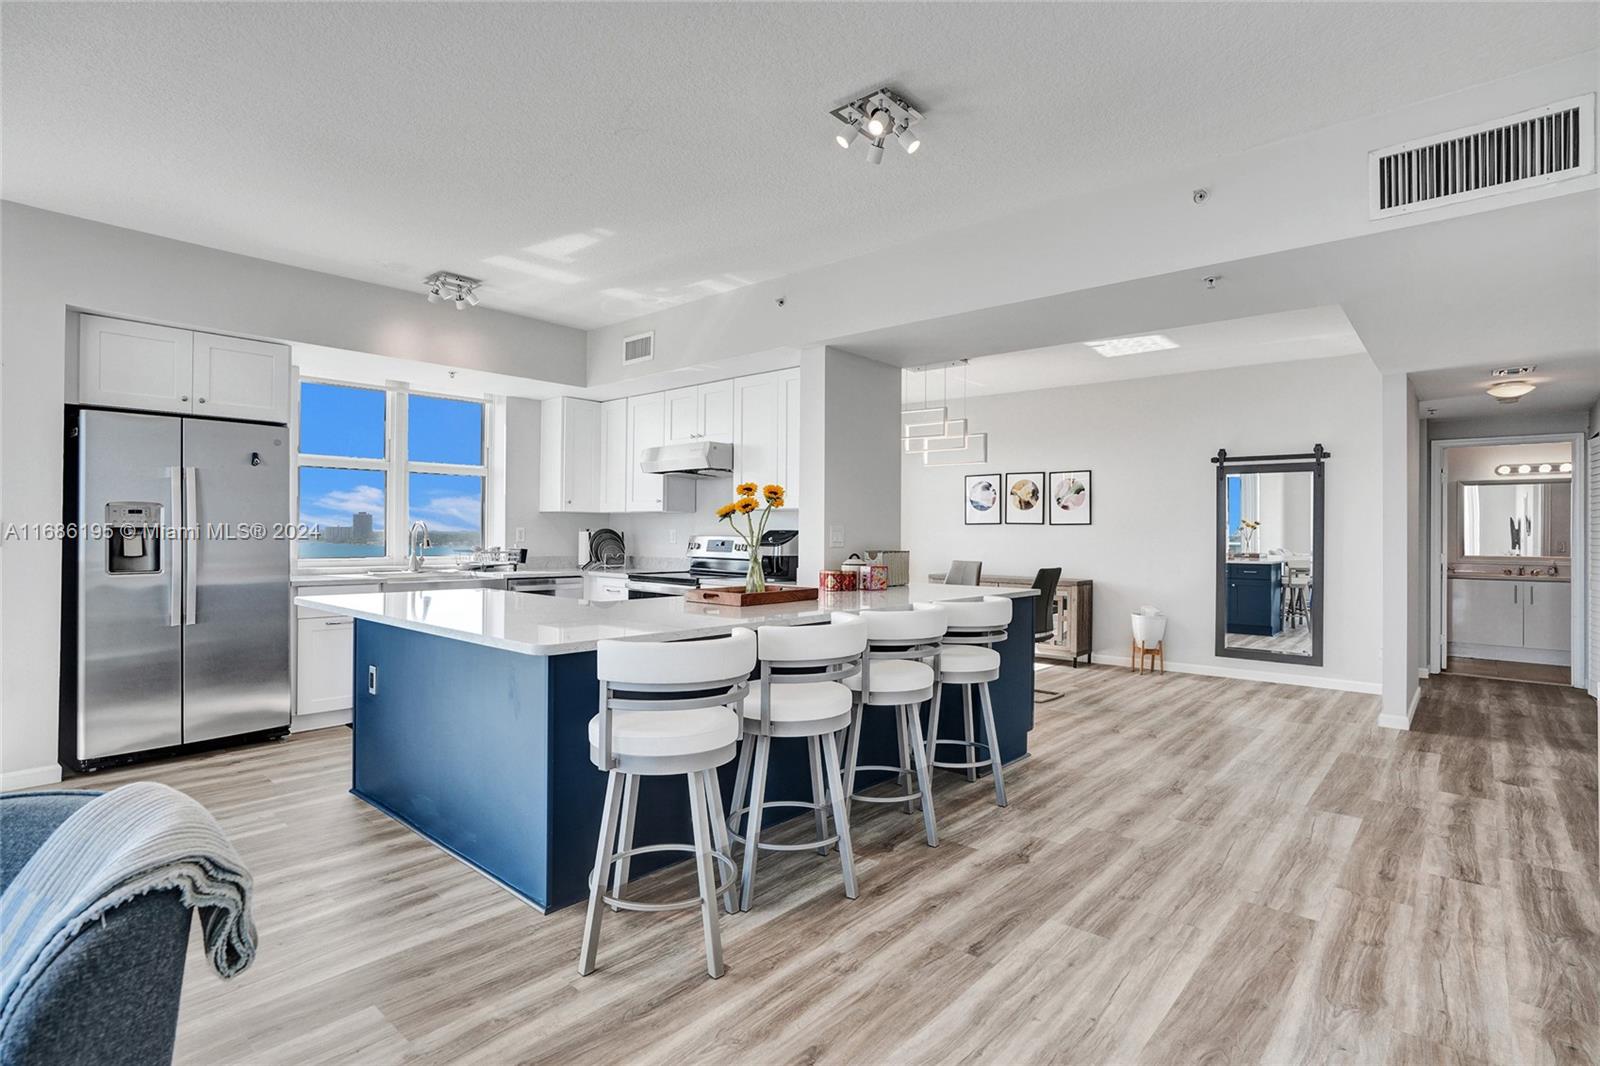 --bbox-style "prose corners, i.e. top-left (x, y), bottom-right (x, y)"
top-left (1214, 459), bottom-right (1326, 667)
